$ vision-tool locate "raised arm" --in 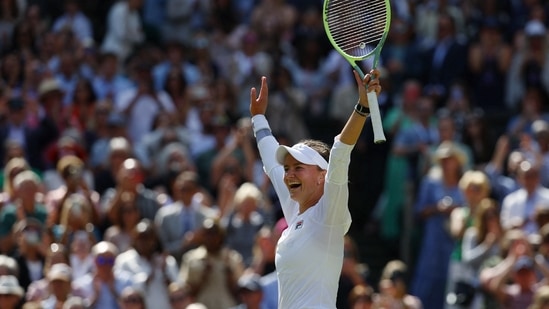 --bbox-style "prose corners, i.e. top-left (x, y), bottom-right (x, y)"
top-left (338, 69), bottom-right (381, 146)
